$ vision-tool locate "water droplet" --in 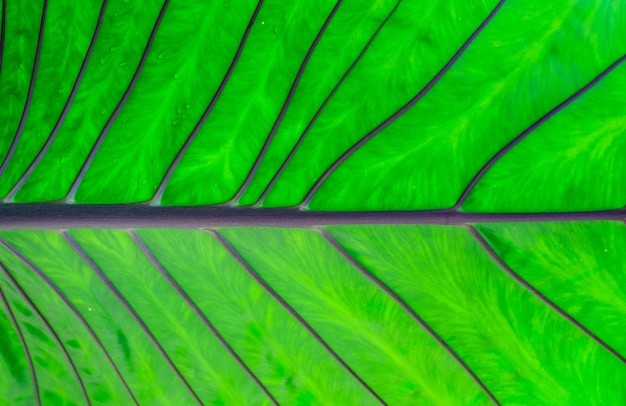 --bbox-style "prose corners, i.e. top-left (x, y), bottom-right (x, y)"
top-left (223, 1), bottom-right (229, 7)
top-left (99, 109), bottom-right (106, 116)
top-left (273, 26), bottom-right (282, 35)
top-left (109, 46), bottom-right (116, 52)
top-left (157, 52), bottom-right (165, 60)
top-left (171, 120), bottom-right (179, 126)
top-left (173, 72), bottom-right (180, 80)
top-left (152, 160), bottom-right (157, 165)
top-left (18, 64), bottom-right (25, 71)
top-left (88, 307), bottom-right (92, 312)
top-left (119, 61), bottom-right (128, 67)
top-left (261, 21), bottom-right (265, 25)
top-left (99, 58), bottom-right (106, 65)
top-left (182, 115), bottom-right (187, 119)
top-left (184, 103), bottom-right (191, 110)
